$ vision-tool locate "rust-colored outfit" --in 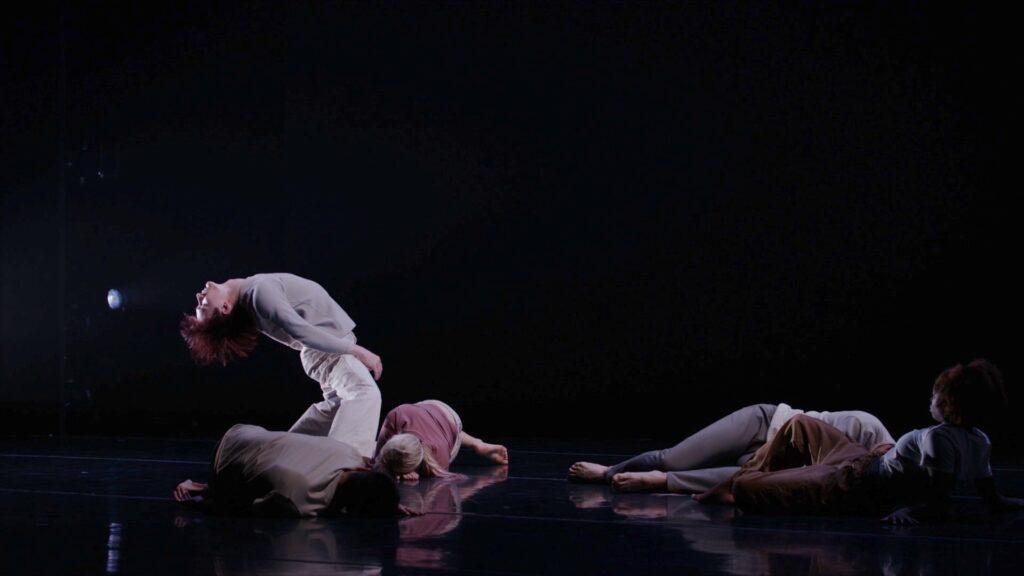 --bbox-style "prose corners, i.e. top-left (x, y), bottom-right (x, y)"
top-left (727, 415), bottom-right (894, 515)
